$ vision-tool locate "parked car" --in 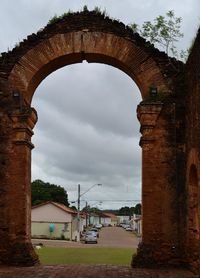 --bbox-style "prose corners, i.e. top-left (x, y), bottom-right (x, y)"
top-left (85, 231), bottom-right (98, 244)
top-left (90, 228), bottom-right (99, 238)
top-left (121, 224), bottom-right (130, 229)
top-left (95, 224), bottom-right (102, 229)
top-left (125, 227), bottom-right (133, 231)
